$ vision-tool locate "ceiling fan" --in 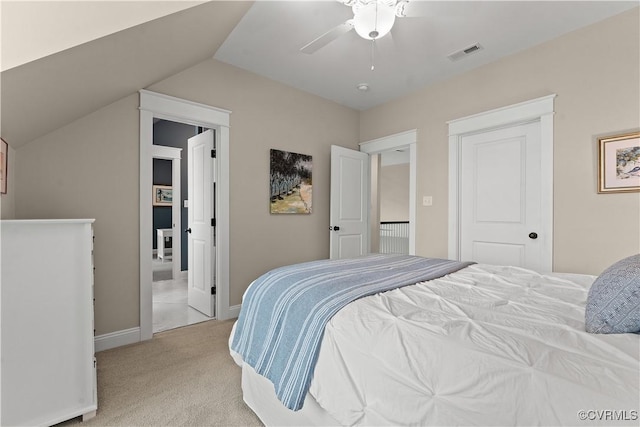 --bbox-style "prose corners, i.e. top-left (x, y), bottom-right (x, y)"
top-left (300, 0), bottom-right (423, 55)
